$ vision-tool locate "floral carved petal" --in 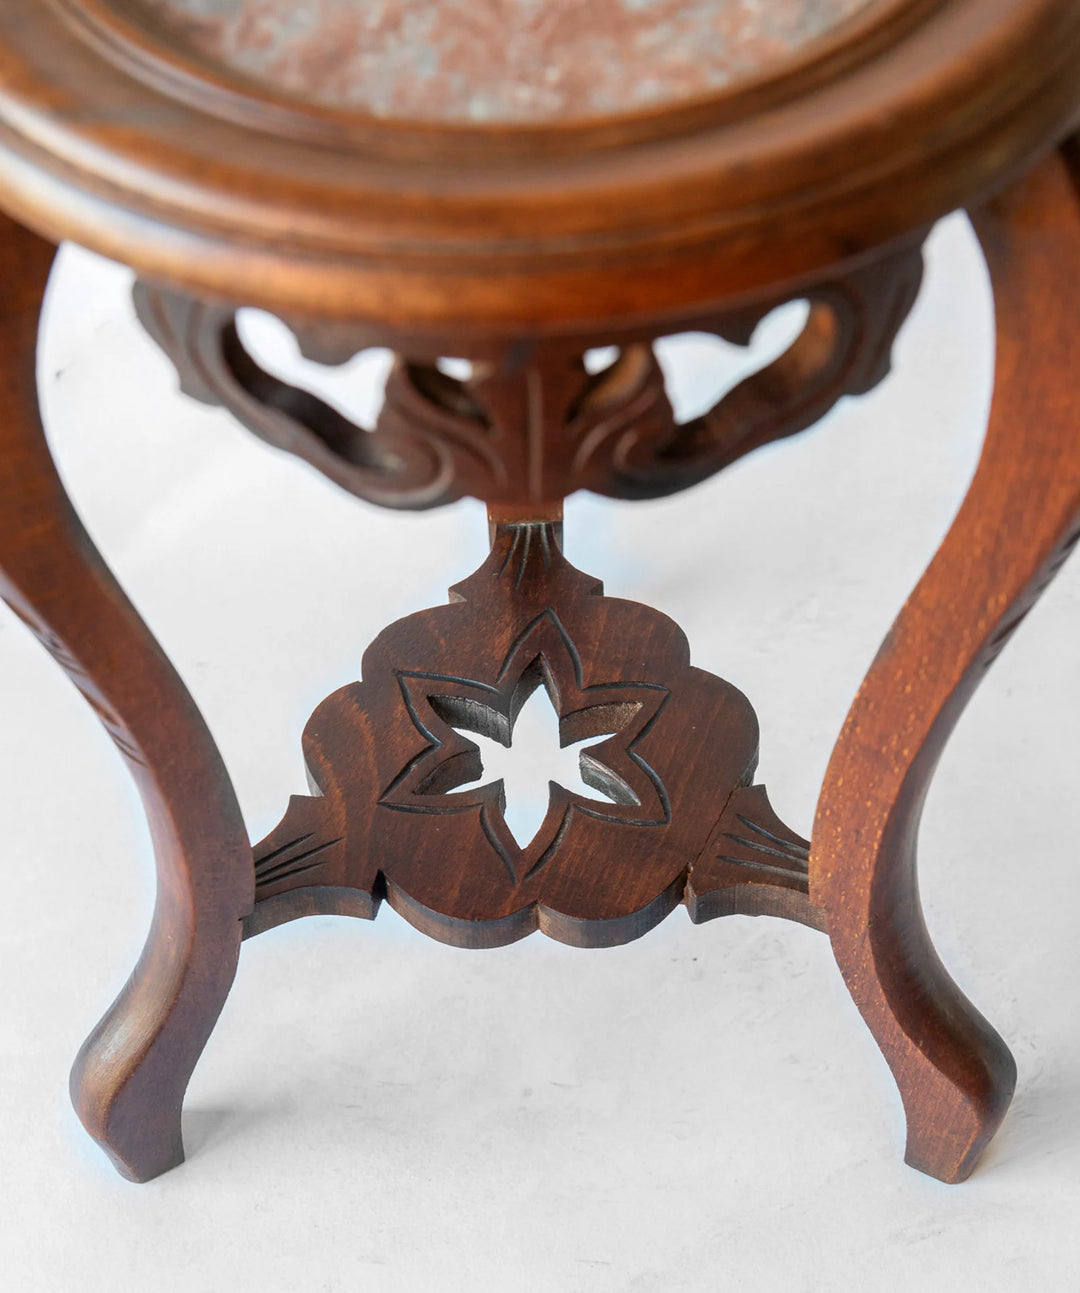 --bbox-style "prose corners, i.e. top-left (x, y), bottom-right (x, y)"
top-left (379, 609), bottom-right (672, 885)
